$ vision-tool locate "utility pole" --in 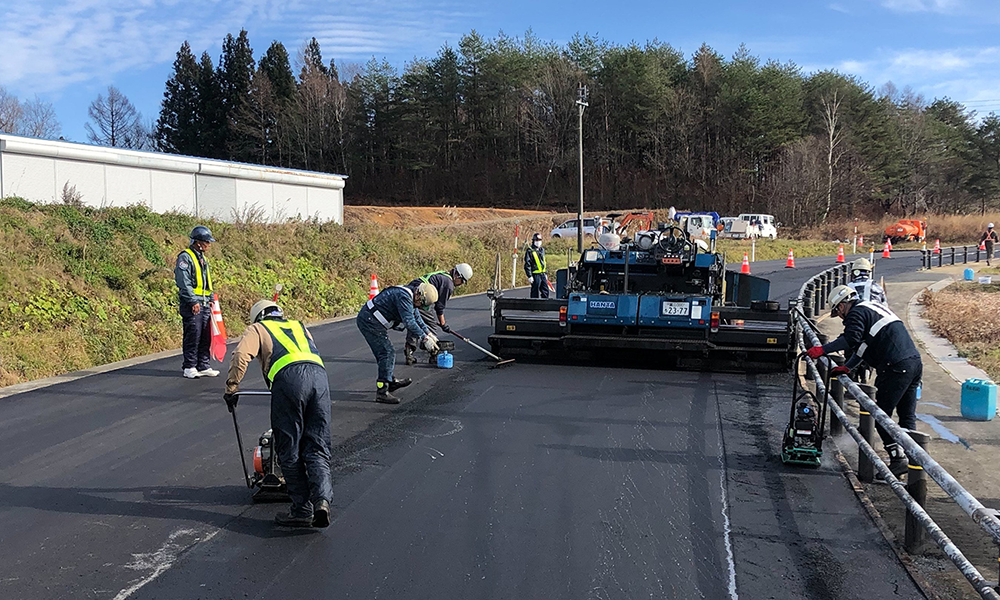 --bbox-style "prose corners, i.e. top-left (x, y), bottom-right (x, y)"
top-left (576, 84), bottom-right (589, 254)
